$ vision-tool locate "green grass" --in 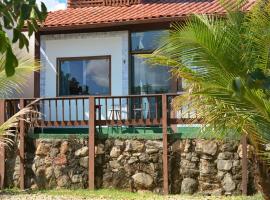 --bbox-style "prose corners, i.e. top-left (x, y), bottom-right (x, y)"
top-left (0, 189), bottom-right (263, 200)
